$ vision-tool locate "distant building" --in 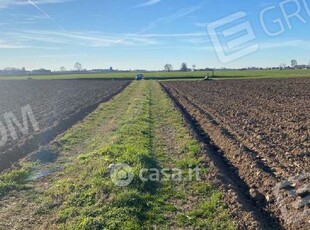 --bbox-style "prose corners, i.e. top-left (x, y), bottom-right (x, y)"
top-left (294, 65), bottom-right (308, 69)
top-left (31, 69), bottom-right (52, 75)
top-left (91, 69), bottom-right (112, 73)
top-left (0, 67), bottom-right (27, 76)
